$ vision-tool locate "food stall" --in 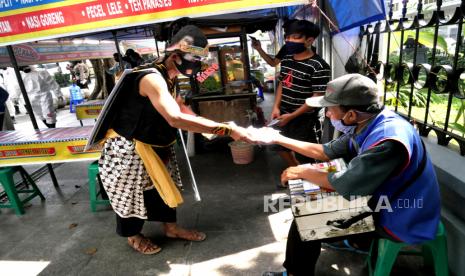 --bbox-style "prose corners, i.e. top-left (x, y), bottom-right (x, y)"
top-left (160, 16), bottom-right (278, 129)
top-left (0, 0), bottom-right (307, 182)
